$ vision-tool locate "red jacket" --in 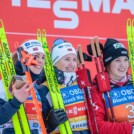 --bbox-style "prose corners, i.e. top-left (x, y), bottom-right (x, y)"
top-left (90, 75), bottom-right (133, 134)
